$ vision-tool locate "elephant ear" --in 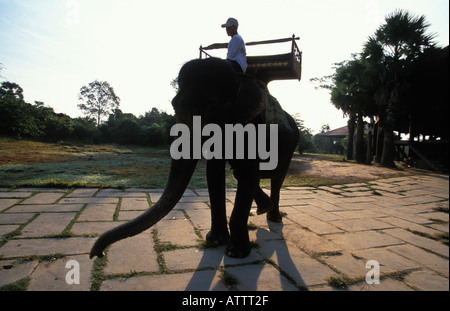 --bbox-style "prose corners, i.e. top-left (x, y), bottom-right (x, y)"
top-left (233, 75), bottom-right (265, 123)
